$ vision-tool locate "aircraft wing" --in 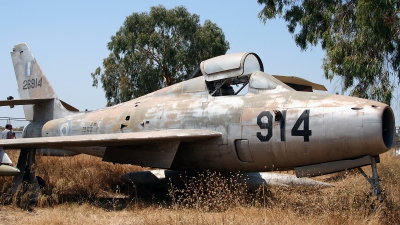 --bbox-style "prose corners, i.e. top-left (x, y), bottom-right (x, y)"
top-left (0, 129), bottom-right (221, 149)
top-left (0, 129), bottom-right (222, 169)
